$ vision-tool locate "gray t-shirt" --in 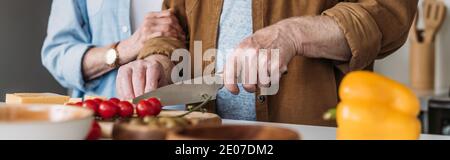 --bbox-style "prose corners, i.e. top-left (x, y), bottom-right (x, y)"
top-left (216, 0), bottom-right (256, 120)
